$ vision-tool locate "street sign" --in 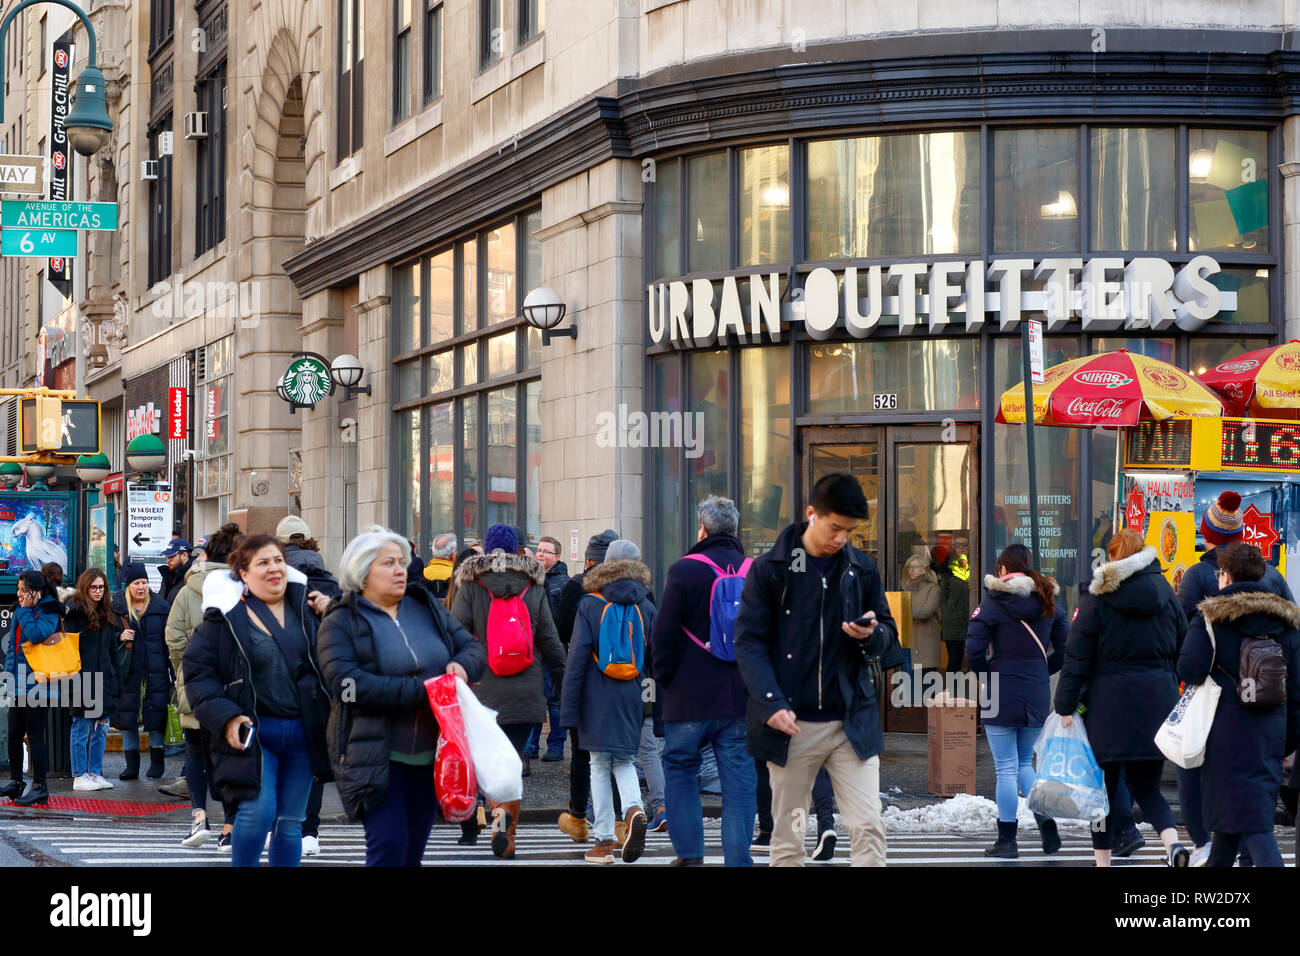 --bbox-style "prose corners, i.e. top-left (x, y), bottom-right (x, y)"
top-left (1125, 485), bottom-right (1147, 533)
top-left (19, 398), bottom-right (101, 455)
top-left (126, 481), bottom-right (173, 558)
top-left (1, 228), bottom-right (78, 257)
top-left (1, 199), bottom-right (119, 231)
top-left (0, 155), bottom-right (46, 196)
top-left (1028, 319), bottom-right (1045, 385)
